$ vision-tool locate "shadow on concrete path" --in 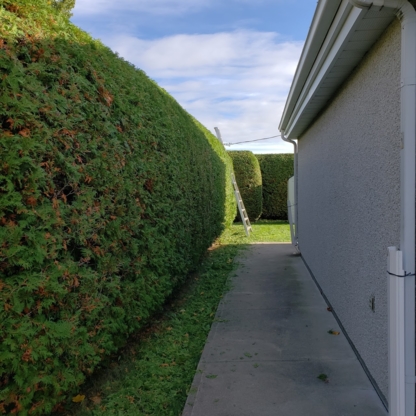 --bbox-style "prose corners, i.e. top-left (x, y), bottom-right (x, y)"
top-left (182, 243), bottom-right (387, 416)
